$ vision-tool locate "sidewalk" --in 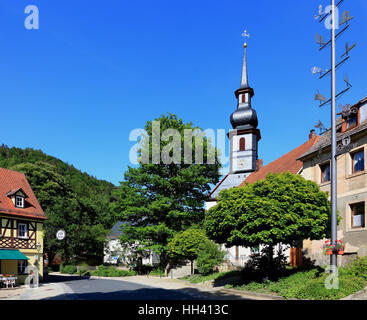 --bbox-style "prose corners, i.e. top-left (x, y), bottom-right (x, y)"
top-left (1, 281), bottom-right (74, 300)
top-left (0, 285), bottom-right (27, 300)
